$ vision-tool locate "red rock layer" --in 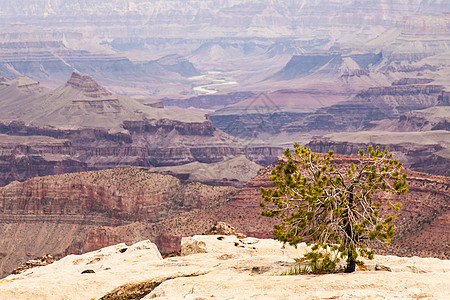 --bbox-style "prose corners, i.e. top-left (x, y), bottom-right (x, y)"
top-left (0, 121), bottom-right (282, 187)
top-left (0, 167), bottom-right (236, 277)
